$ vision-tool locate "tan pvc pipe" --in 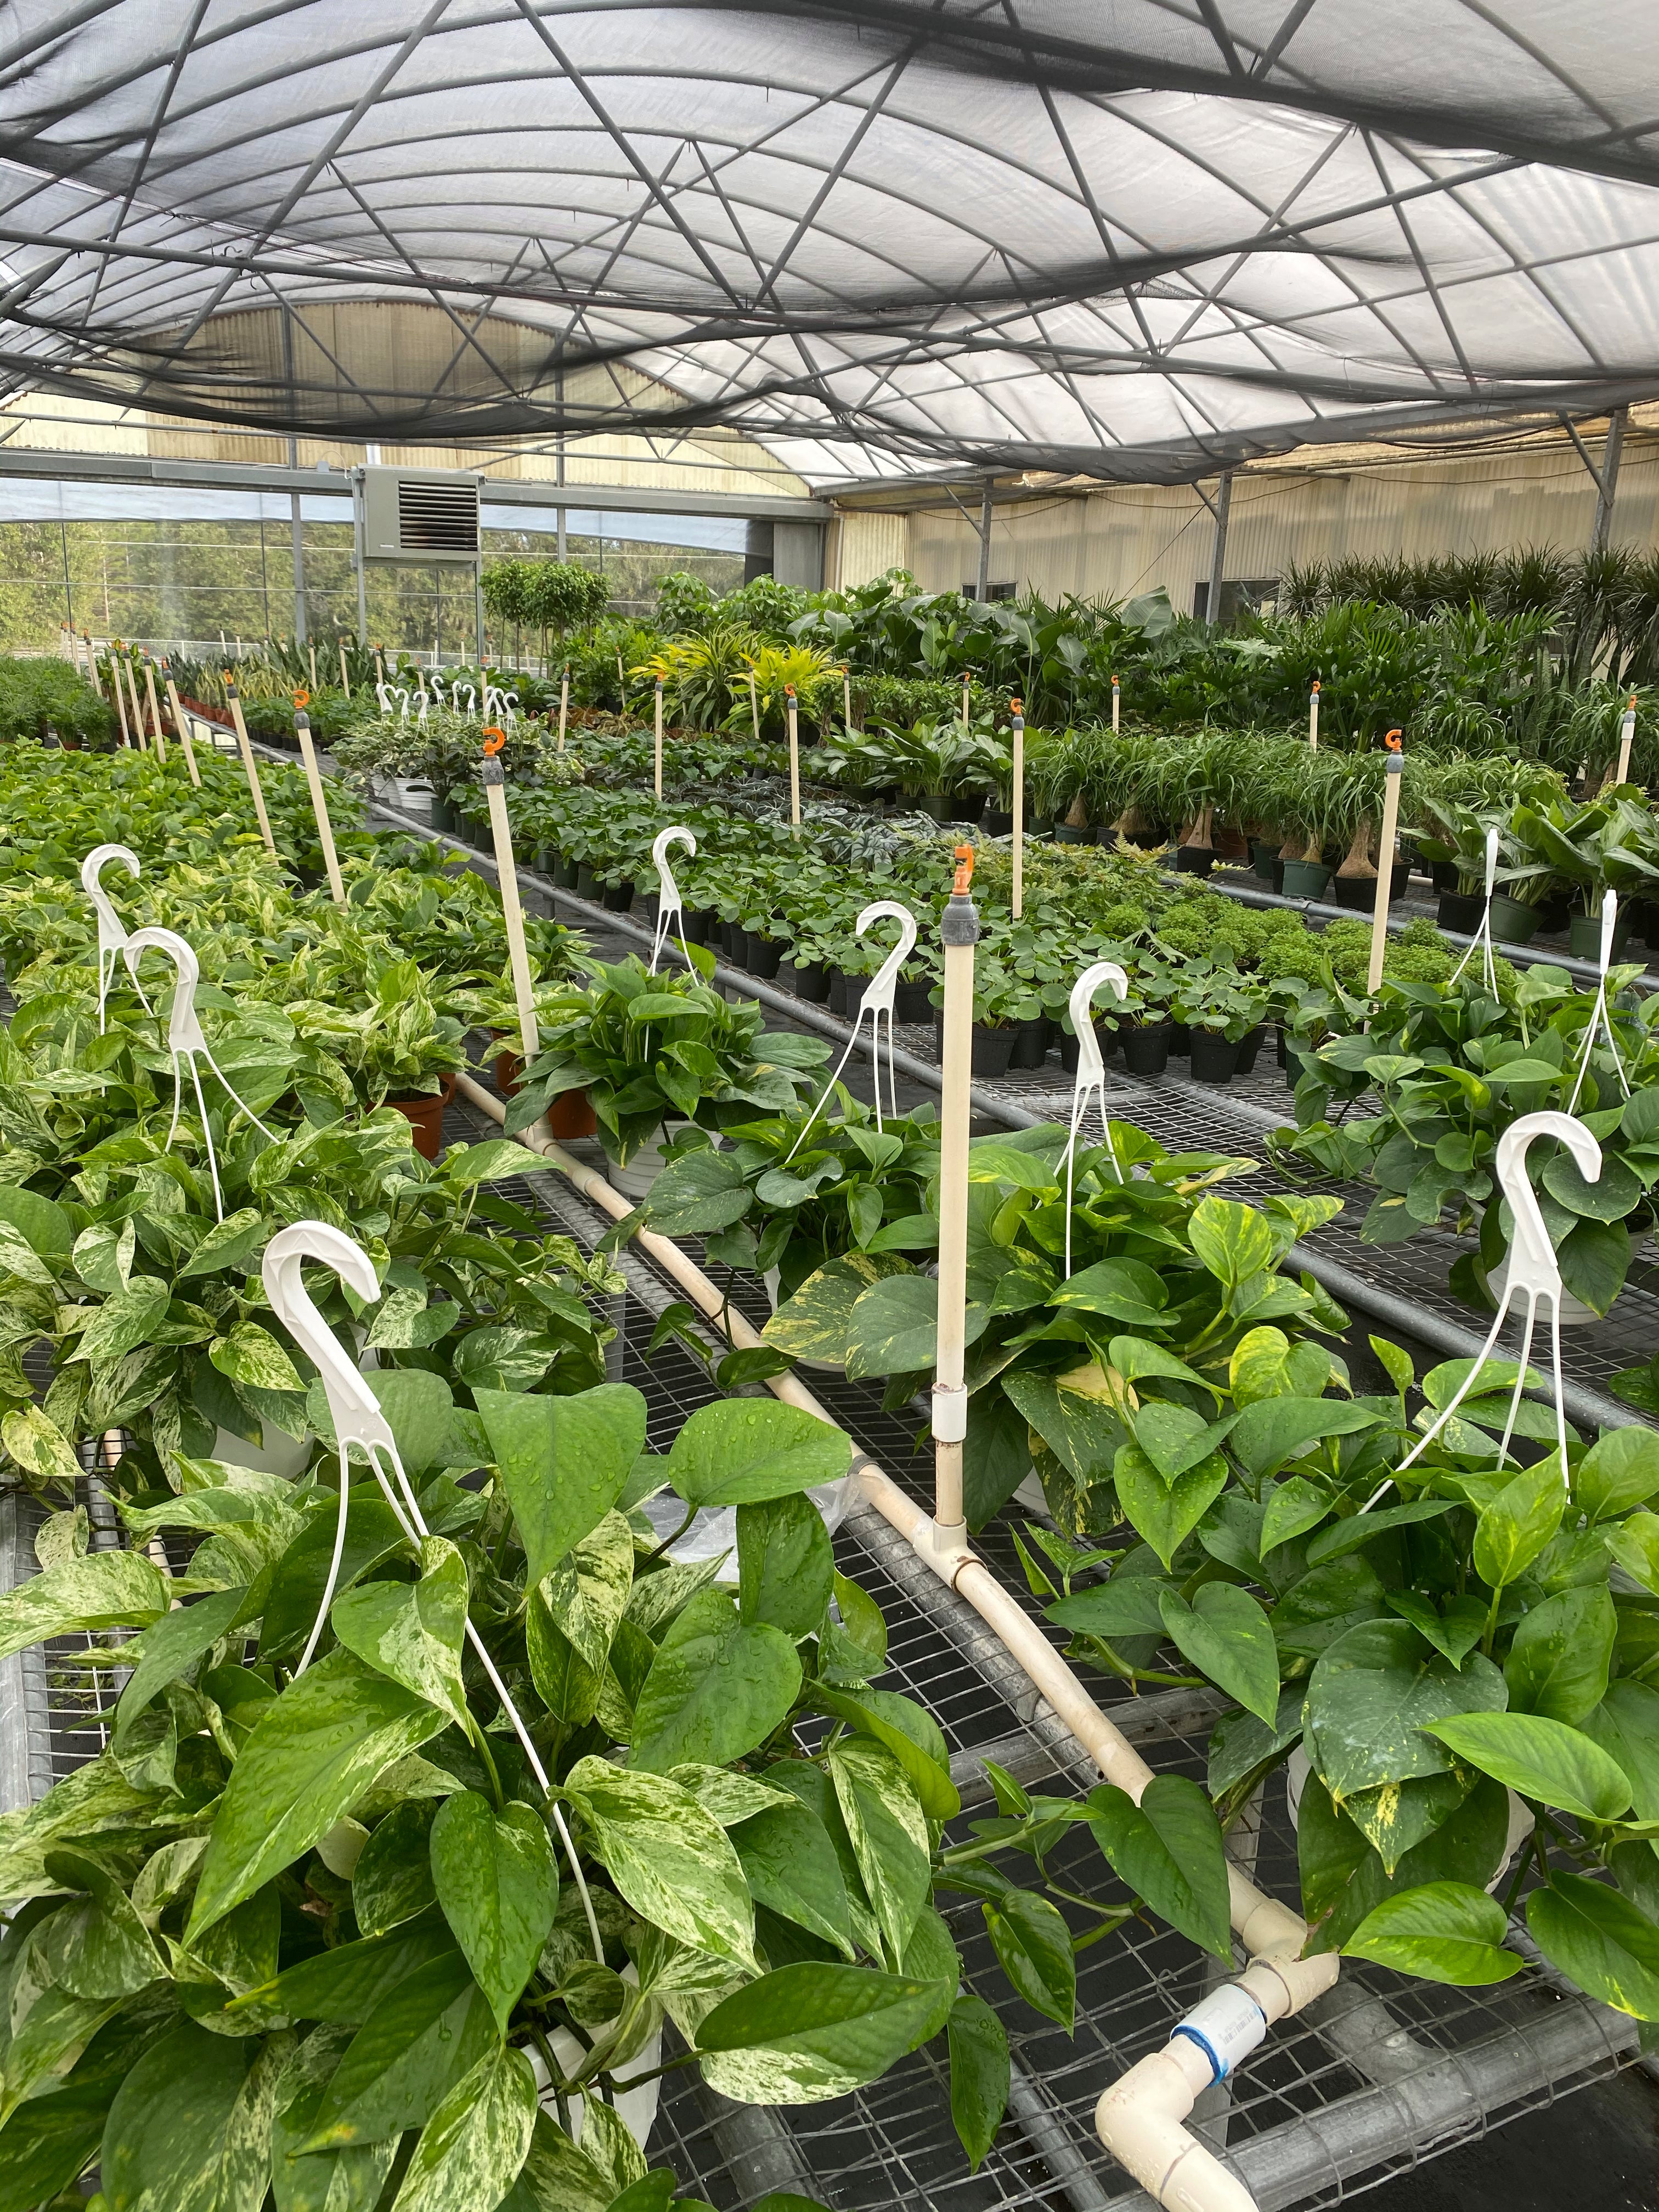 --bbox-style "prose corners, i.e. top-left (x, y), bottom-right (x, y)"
top-left (1011, 702), bottom-right (1025, 922)
top-left (1308, 680), bottom-right (1321, 751)
top-left (933, 852), bottom-right (976, 1542)
top-left (453, 1064), bottom-right (1339, 2212)
top-left (340, 642), bottom-right (352, 699)
top-left (786, 687), bottom-right (800, 831)
top-left (557, 664), bottom-right (569, 753)
top-left (224, 684), bottom-right (279, 861)
top-left (653, 676), bottom-right (664, 802)
top-left (123, 658), bottom-right (149, 758)
top-left (83, 634), bottom-right (103, 700)
top-left (110, 652), bottom-right (132, 747)
top-left (161, 669), bottom-right (202, 788)
top-left (482, 759), bottom-right (540, 1060)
